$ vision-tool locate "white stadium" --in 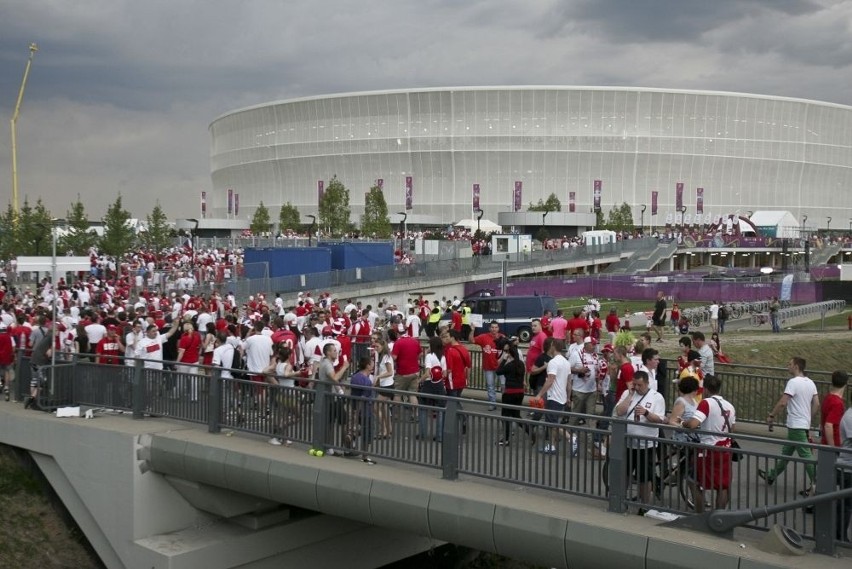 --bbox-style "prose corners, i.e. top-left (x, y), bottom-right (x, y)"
top-left (209, 87), bottom-right (852, 229)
